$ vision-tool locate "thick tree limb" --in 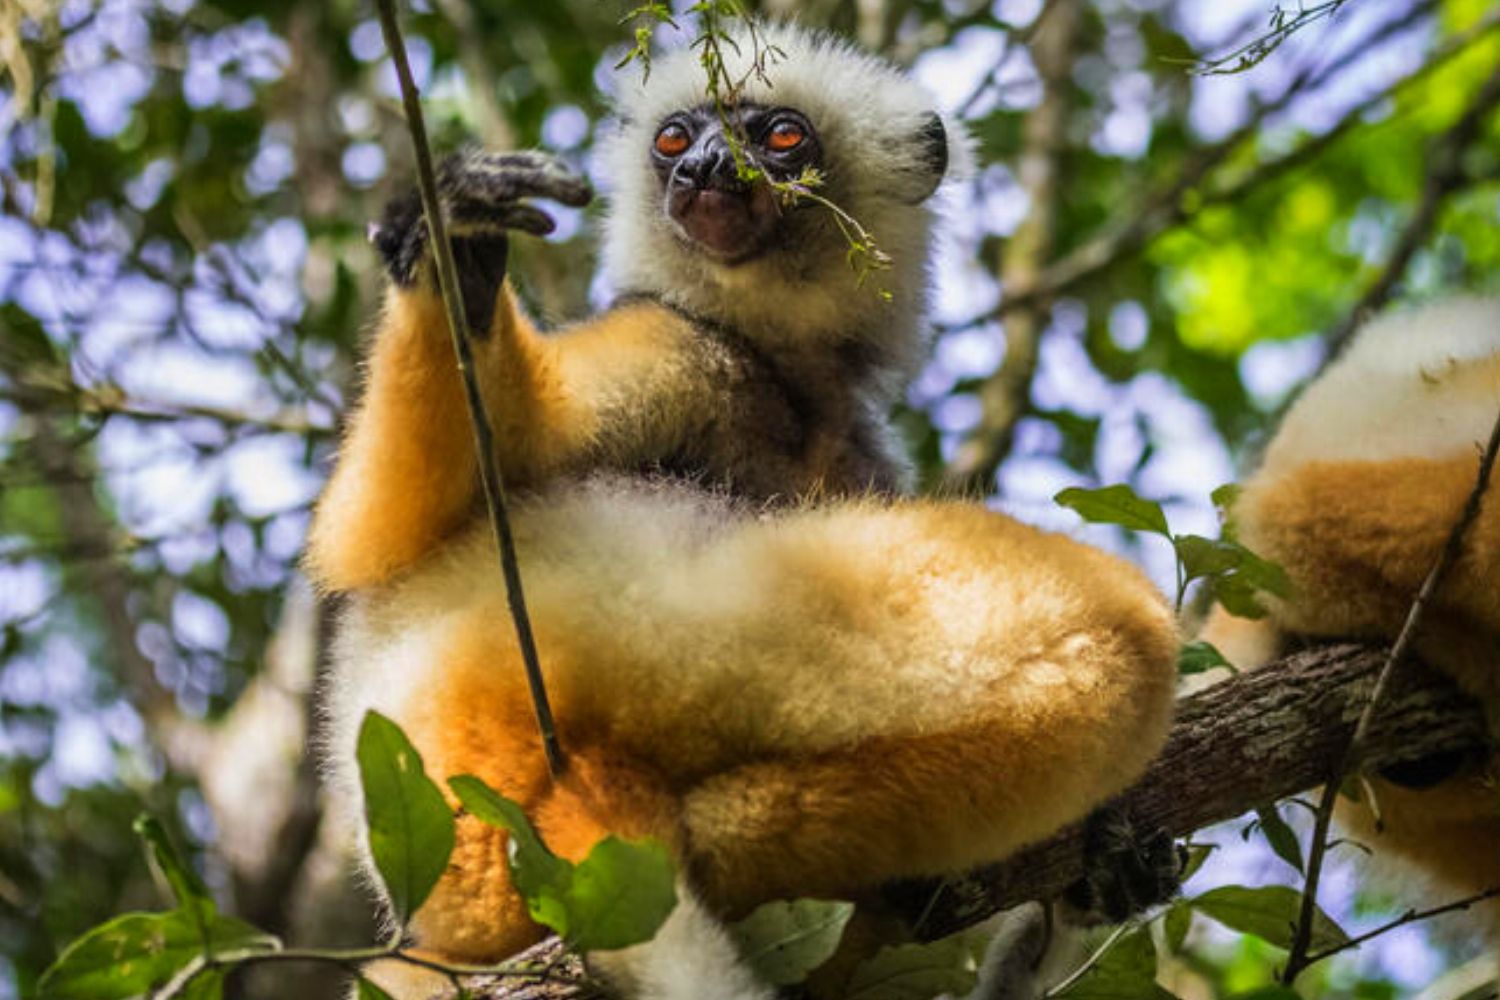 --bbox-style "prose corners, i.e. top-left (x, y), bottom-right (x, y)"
top-left (455, 642), bottom-right (1490, 996)
top-left (905, 642), bottom-right (1489, 940)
